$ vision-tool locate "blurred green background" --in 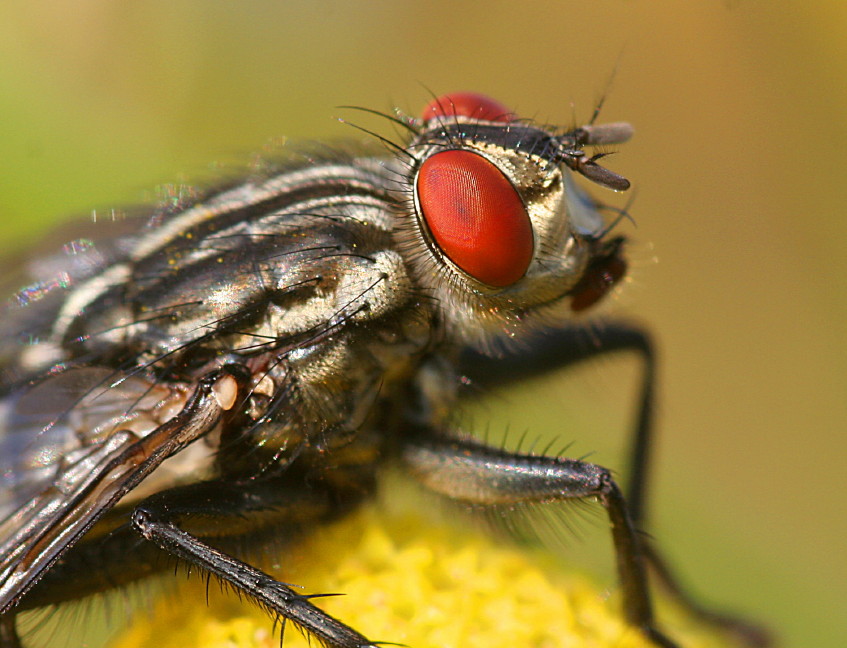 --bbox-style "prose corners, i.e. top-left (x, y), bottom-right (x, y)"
top-left (0, 2), bottom-right (844, 647)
